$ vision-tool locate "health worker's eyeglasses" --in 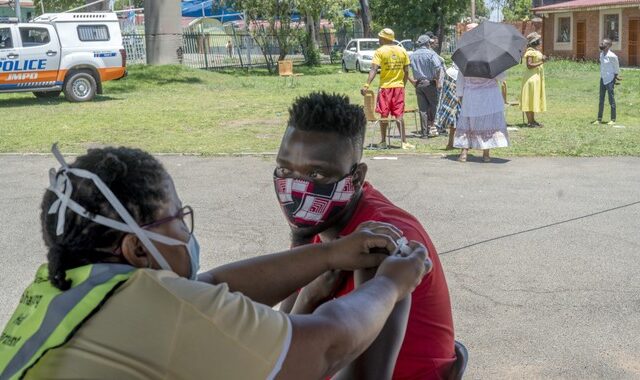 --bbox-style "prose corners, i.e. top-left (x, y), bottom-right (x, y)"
top-left (141, 205), bottom-right (194, 236)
